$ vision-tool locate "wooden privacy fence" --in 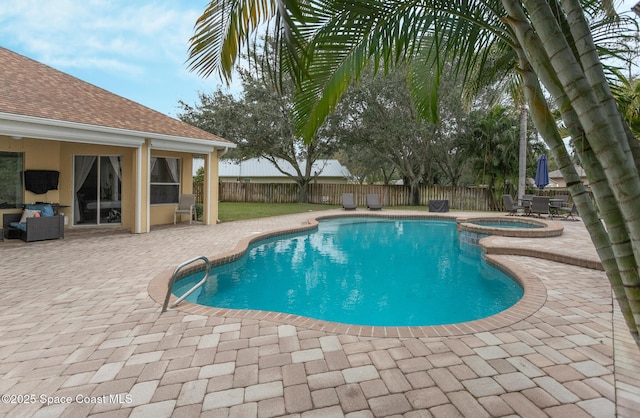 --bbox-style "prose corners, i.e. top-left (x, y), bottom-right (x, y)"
top-left (193, 181), bottom-right (204, 205)
top-left (306, 183), bottom-right (494, 211)
top-left (219, 182), bottom-right (301, 204)
top-left (195, 181), bottom-right (582, 211)
top-left (205, 182), bottom-right (496, 211)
